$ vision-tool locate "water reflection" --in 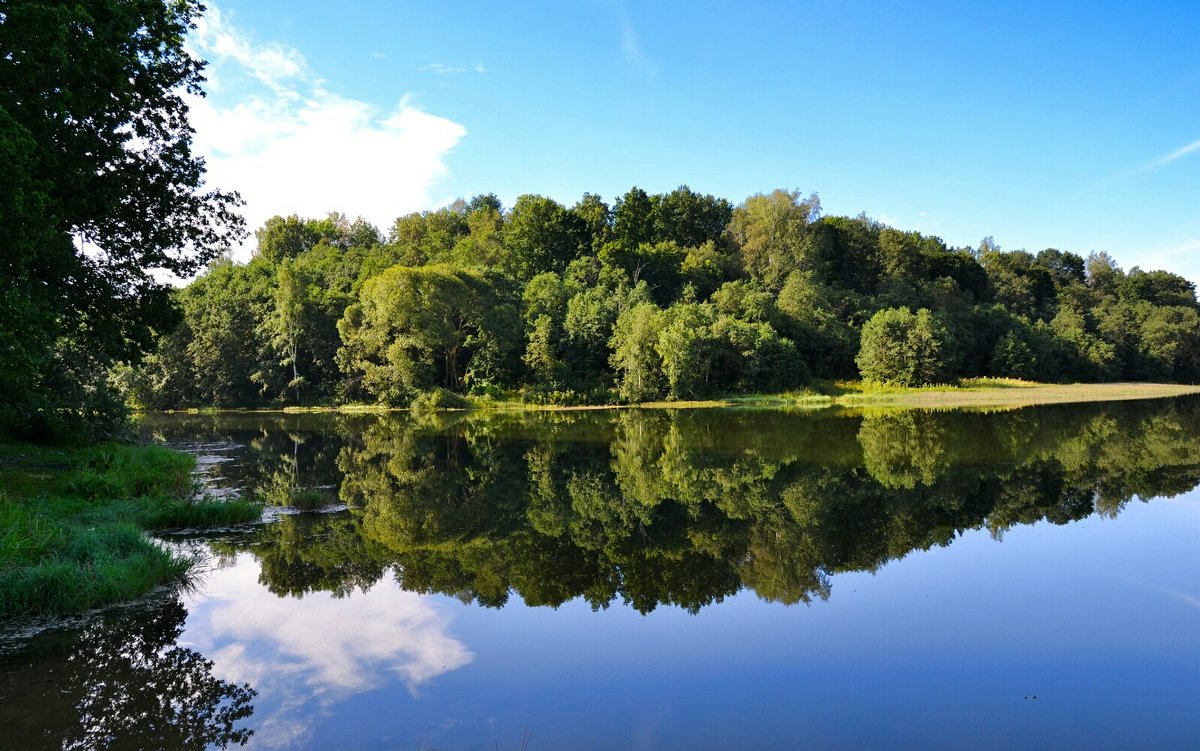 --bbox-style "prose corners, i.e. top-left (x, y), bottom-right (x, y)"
top-left (0, 593), bottom-right (255, 750)
top-left (146, 398), bottom-right (1200, 613)
top-left (183, 554), bottom-right (472, 748)
top-left (6, 399), bottom-right (1200, 750)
